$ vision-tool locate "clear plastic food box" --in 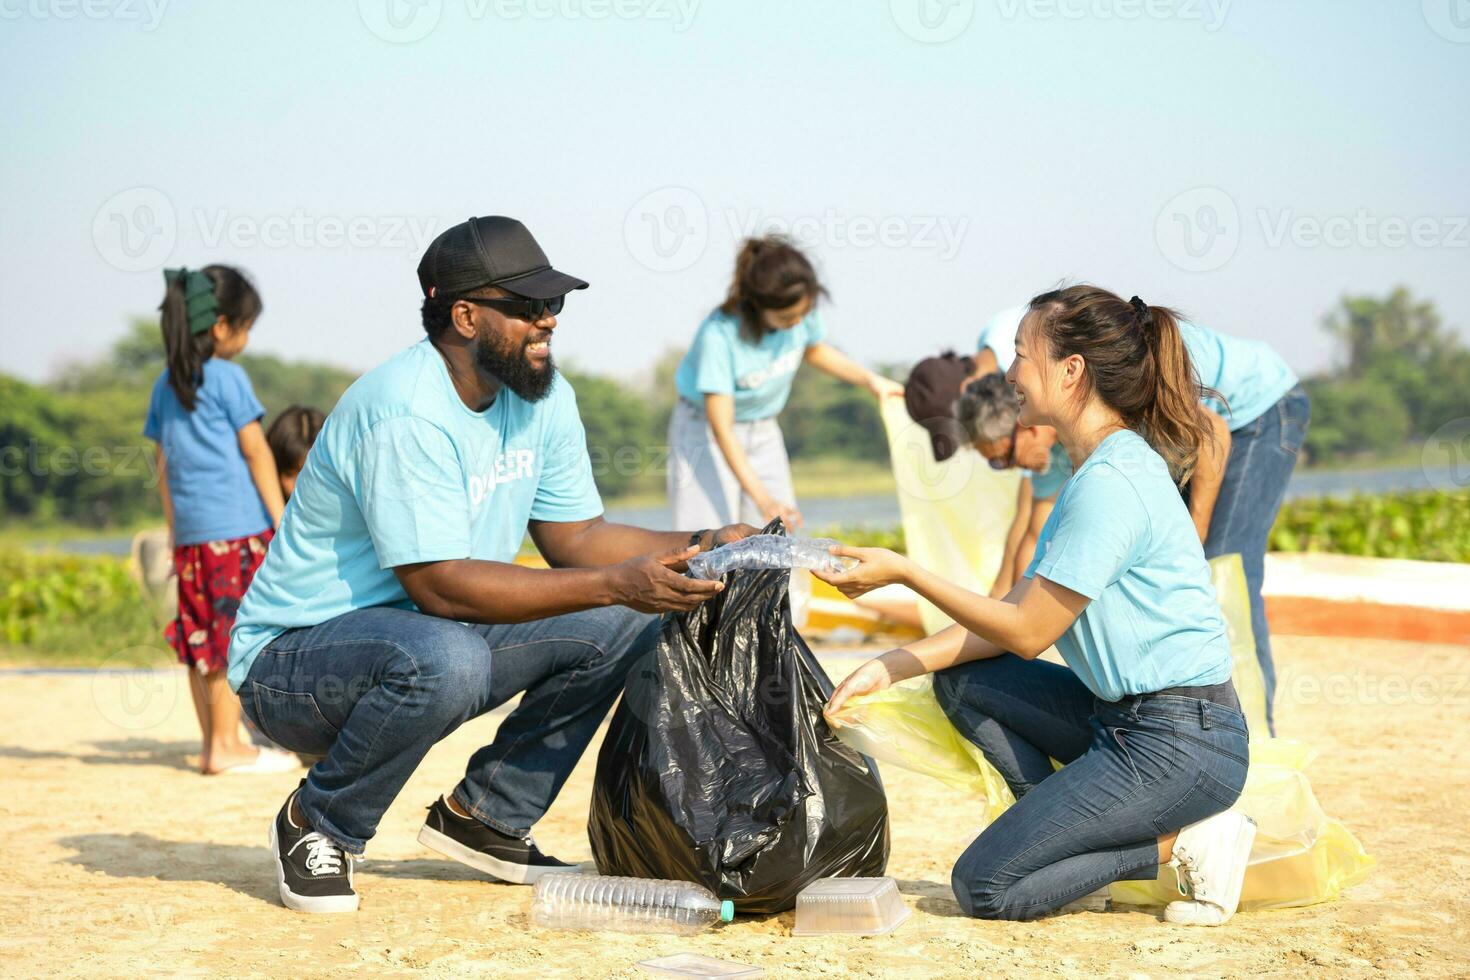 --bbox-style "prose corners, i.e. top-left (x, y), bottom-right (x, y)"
top-left (792, 877), bottom-right (912, 936)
